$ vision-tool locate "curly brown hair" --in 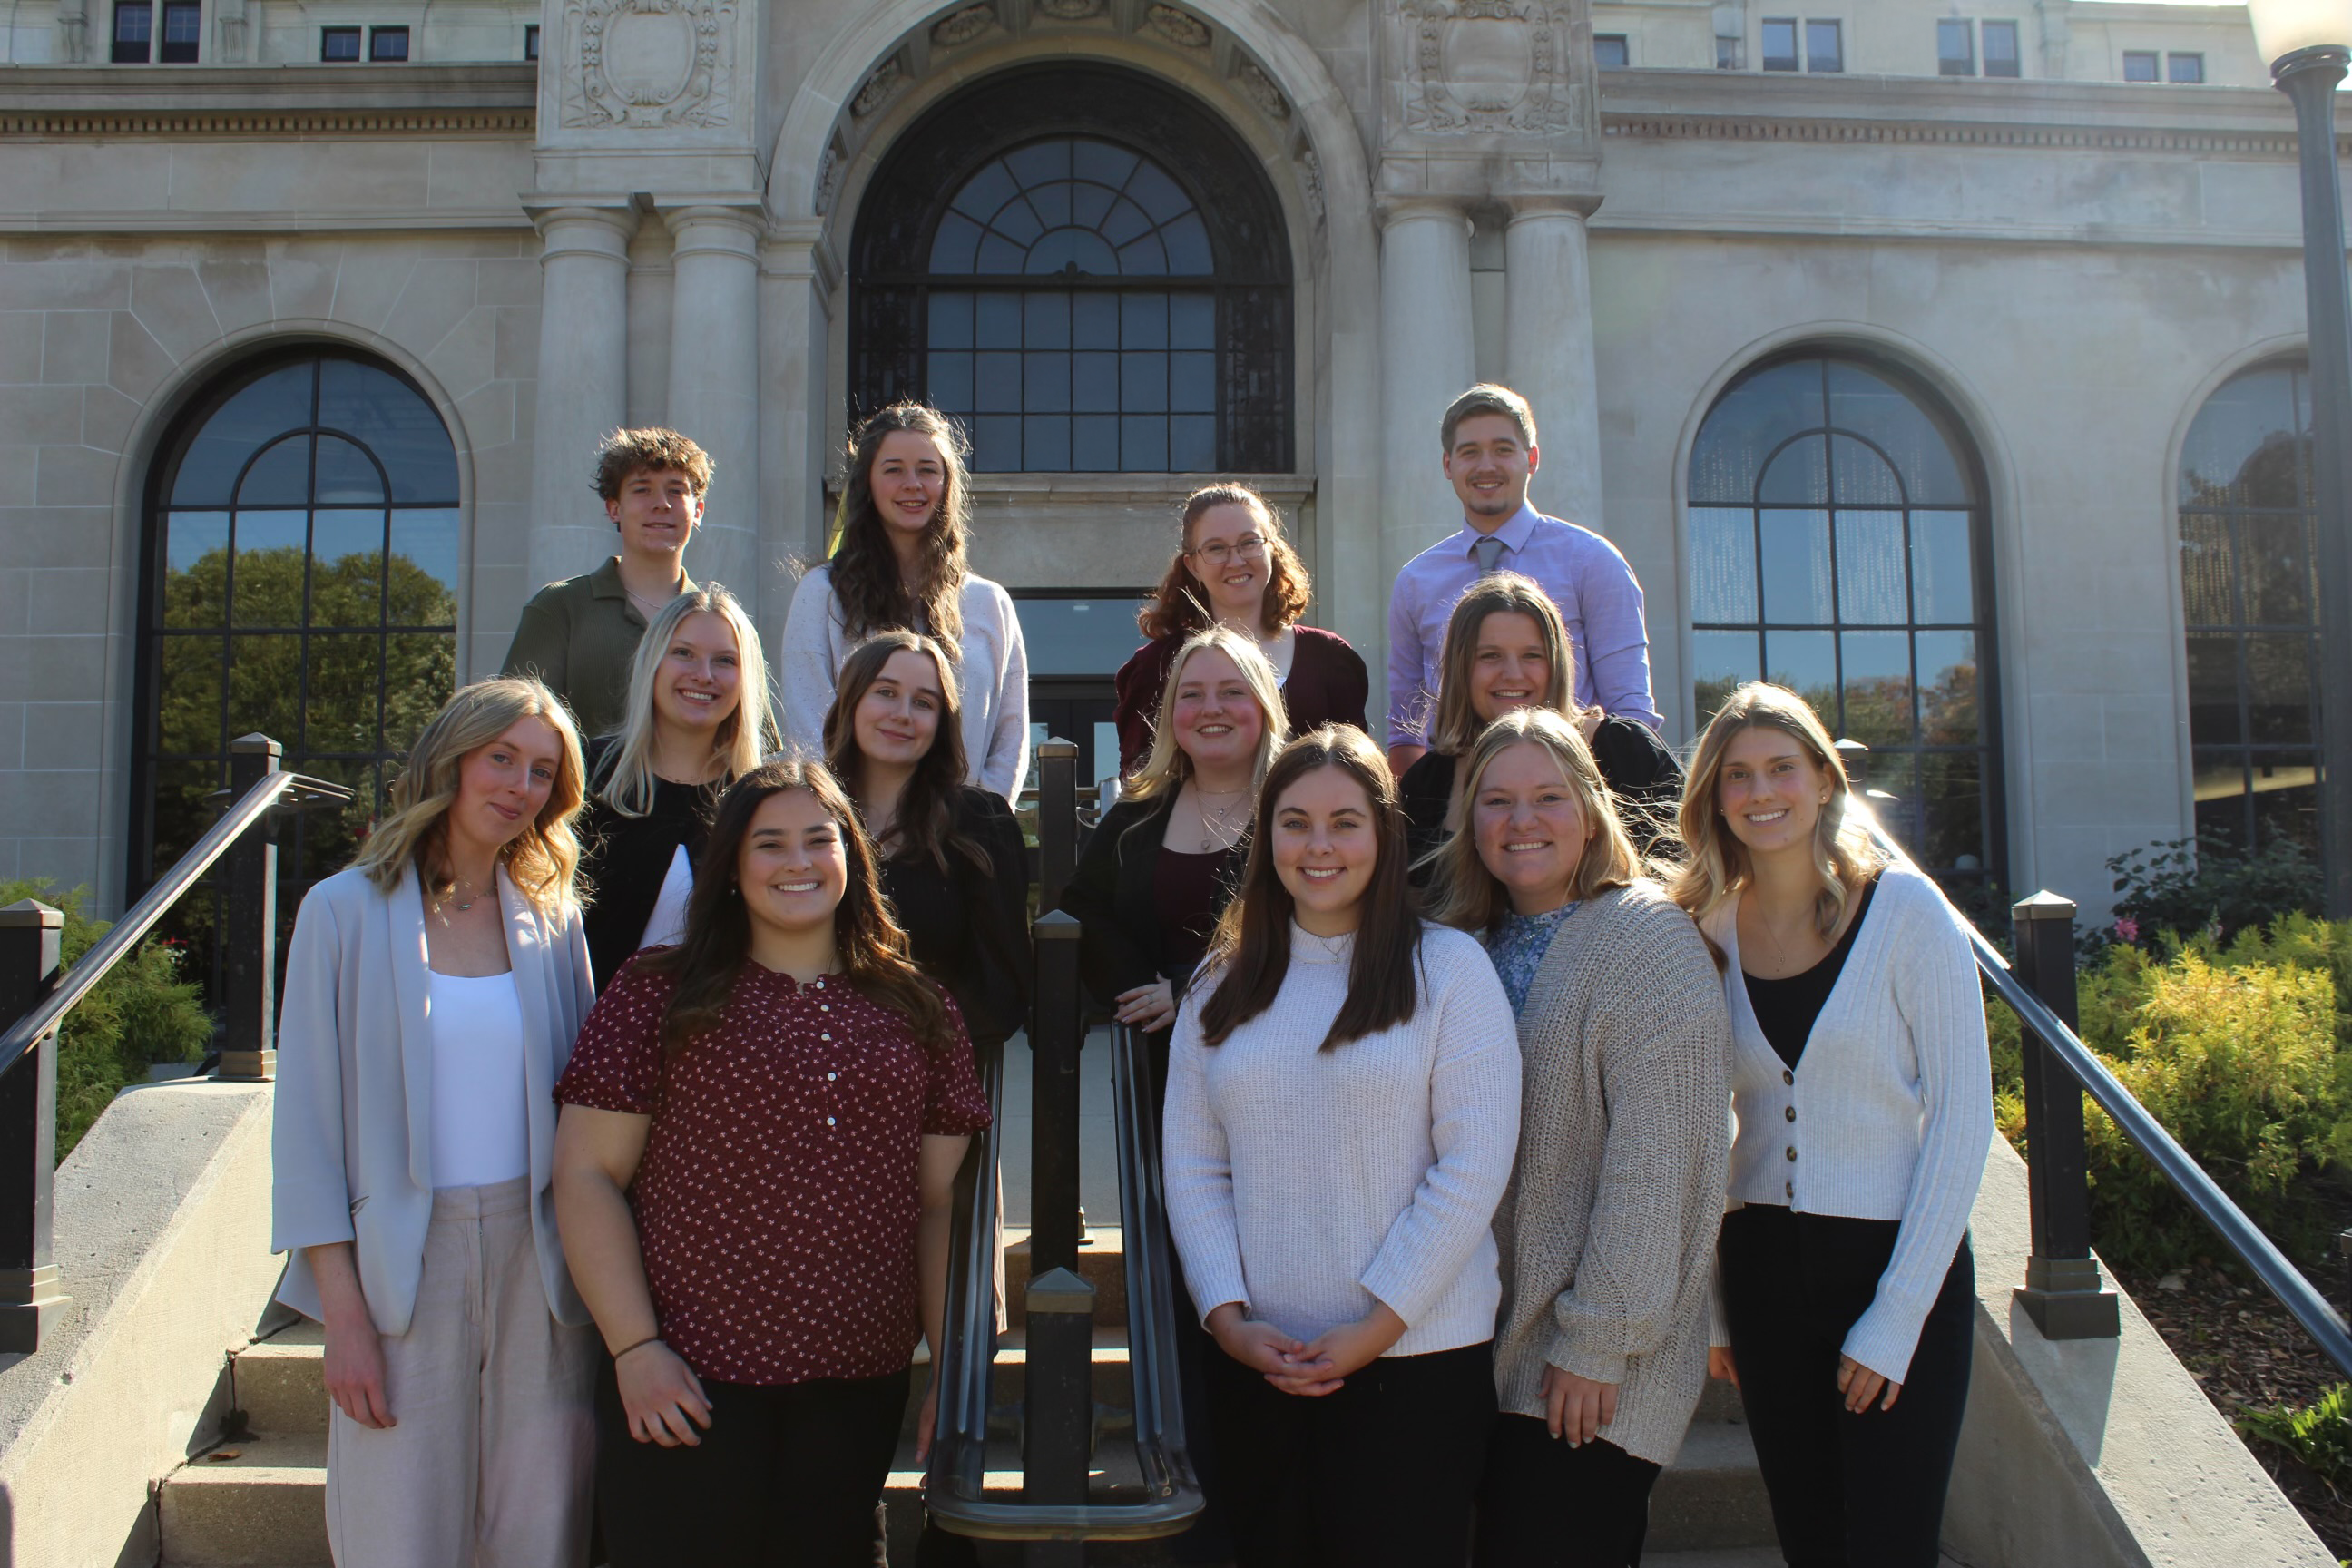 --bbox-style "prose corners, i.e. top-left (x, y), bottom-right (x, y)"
top-left (1136, 484), bottom-right (1312, 642)
top-left (591, 426), bottom-right (713, 502)
top-left (641, 759), bottom-right (956, 1059)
